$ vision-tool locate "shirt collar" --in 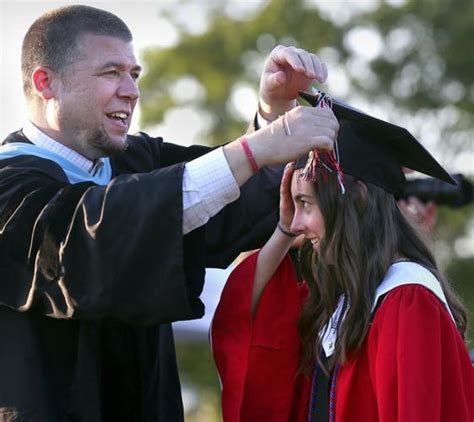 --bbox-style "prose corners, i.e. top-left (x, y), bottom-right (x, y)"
top-left (22, 121), bottom-right (104, 175)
